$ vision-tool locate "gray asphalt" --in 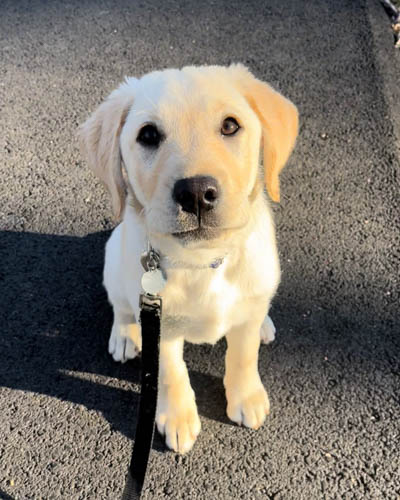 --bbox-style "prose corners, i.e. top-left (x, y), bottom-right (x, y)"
top-left (1, 0), bottom-right (399, 499)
